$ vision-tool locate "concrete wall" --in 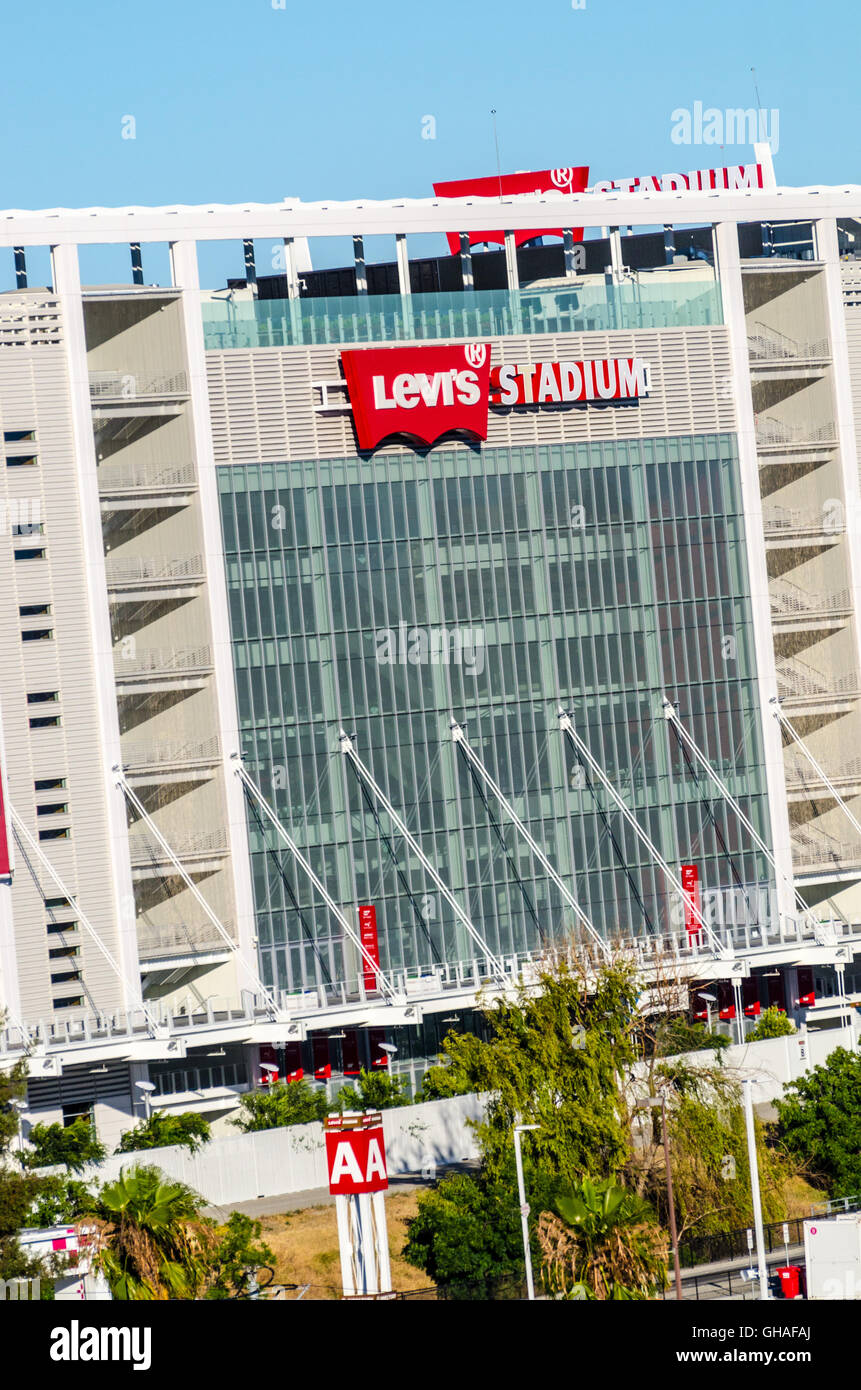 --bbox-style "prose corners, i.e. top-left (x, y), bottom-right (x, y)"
top-left (67, 1091), bottom-right (487, 1207)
